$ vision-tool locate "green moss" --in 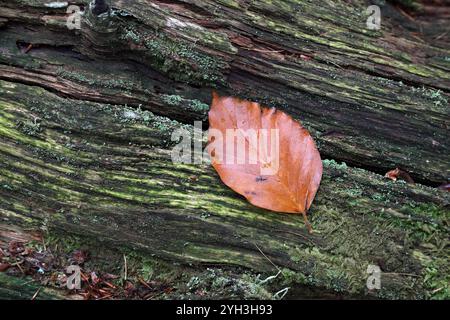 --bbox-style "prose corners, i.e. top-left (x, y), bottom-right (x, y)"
top-left (42, 232), bottom-right (88, 253)
top-left (376, 203), bottom-right (449, 243)
top-left (282, 244), bottom-right (368, 294)
top-left (161, 94), bottom-right (183, 106)
top-left (119, 25), bottom-right (227, 86)
top-left (0, 273), bottom-right (63, 300)
top-left (121, 28), bottom-right (142, 45)
top-left (185, 268), bottom-right (273, 299)
top-left (322, 159), bottom-right (348, 170)
top-left (165, 17), bottom-right (237, 54)
top-left (123, 251), bottom-right (180, 283)
top-left (388, 0), bottom-right (422, 10)
top-left (423, 258), bottom-right (450, 299)
top-left (410, 86), bottom-right (448, 109)
top-left (215, 0), bottom-right (241, 9)
top-left (56, 68), bottom-right (135, 91)
top-left (15, 117), bottom-right (42, 137)
top-left (161, 94), bottom-right (210, 114)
